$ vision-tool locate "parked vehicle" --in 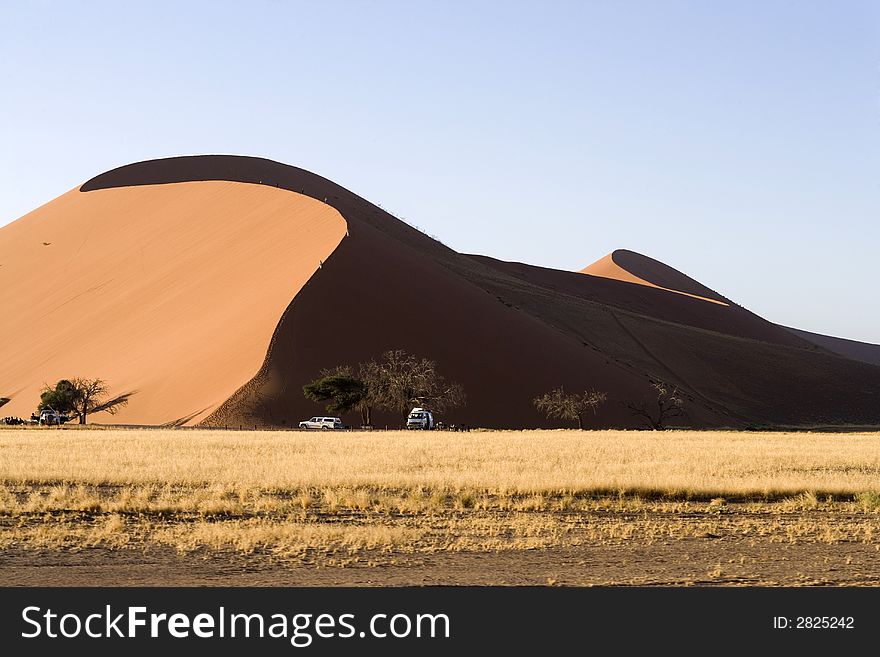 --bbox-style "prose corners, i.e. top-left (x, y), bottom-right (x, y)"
top-left (406, 407), bottom-right (435, 430)
top-left (38, 409), bottom-right (69, 426)
top-left (298, 416), bottom-right (343, 430)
